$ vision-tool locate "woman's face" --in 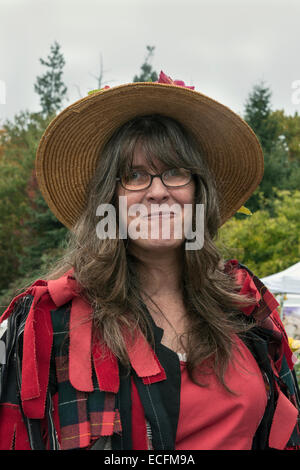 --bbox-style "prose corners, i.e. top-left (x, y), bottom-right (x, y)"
top-left (117, 143), bottom-right (196, 254)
